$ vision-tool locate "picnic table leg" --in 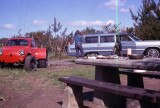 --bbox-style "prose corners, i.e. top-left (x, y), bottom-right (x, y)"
top-left (93, 66), bottom-right (126, 108)
top-left (126, 71), bottom-right (144, 108)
